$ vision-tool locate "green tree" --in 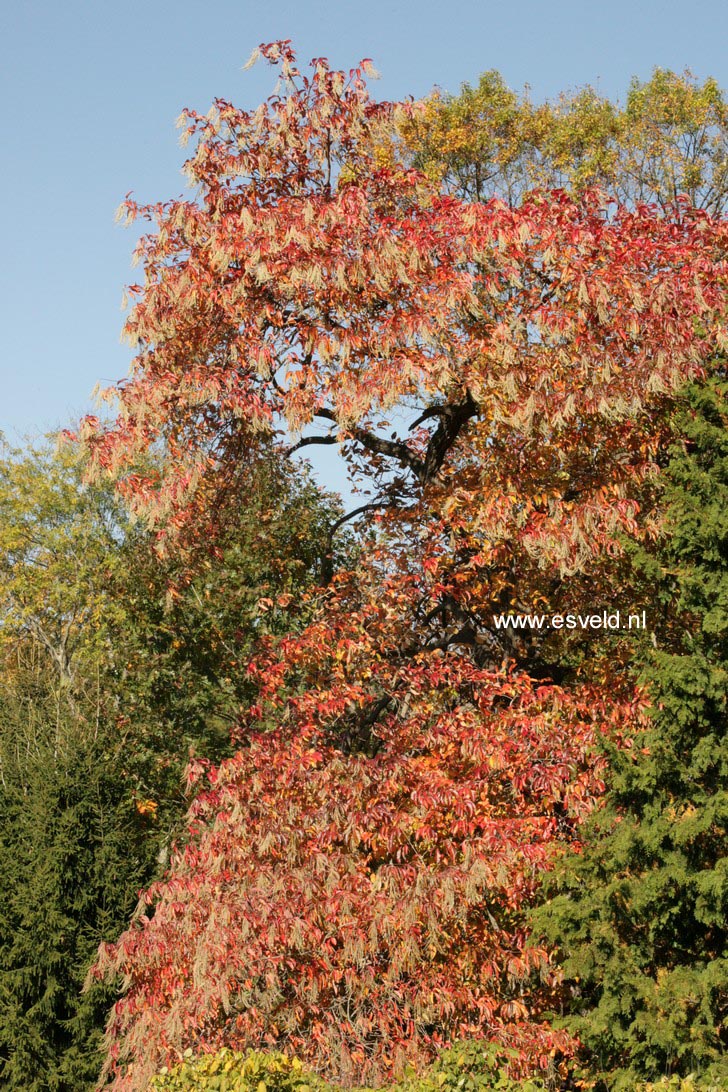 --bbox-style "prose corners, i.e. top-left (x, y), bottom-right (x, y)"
top-left (0, 438), bottom-right (127, 705)
top-left (0, 438), bottom-right (345, 1089)
top-left (532, 376), bottom-right (728, 1088)
top-left (113, 452), bottom-right (347, 795)
top-left (618, 70), bottom-right (728, 214)
top-left (403, 68), bottom-right (728, 213)
top-left (0, 441), bottom-right (155, 1089)
top-left (0, 699), bottom-right (154, 1091)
